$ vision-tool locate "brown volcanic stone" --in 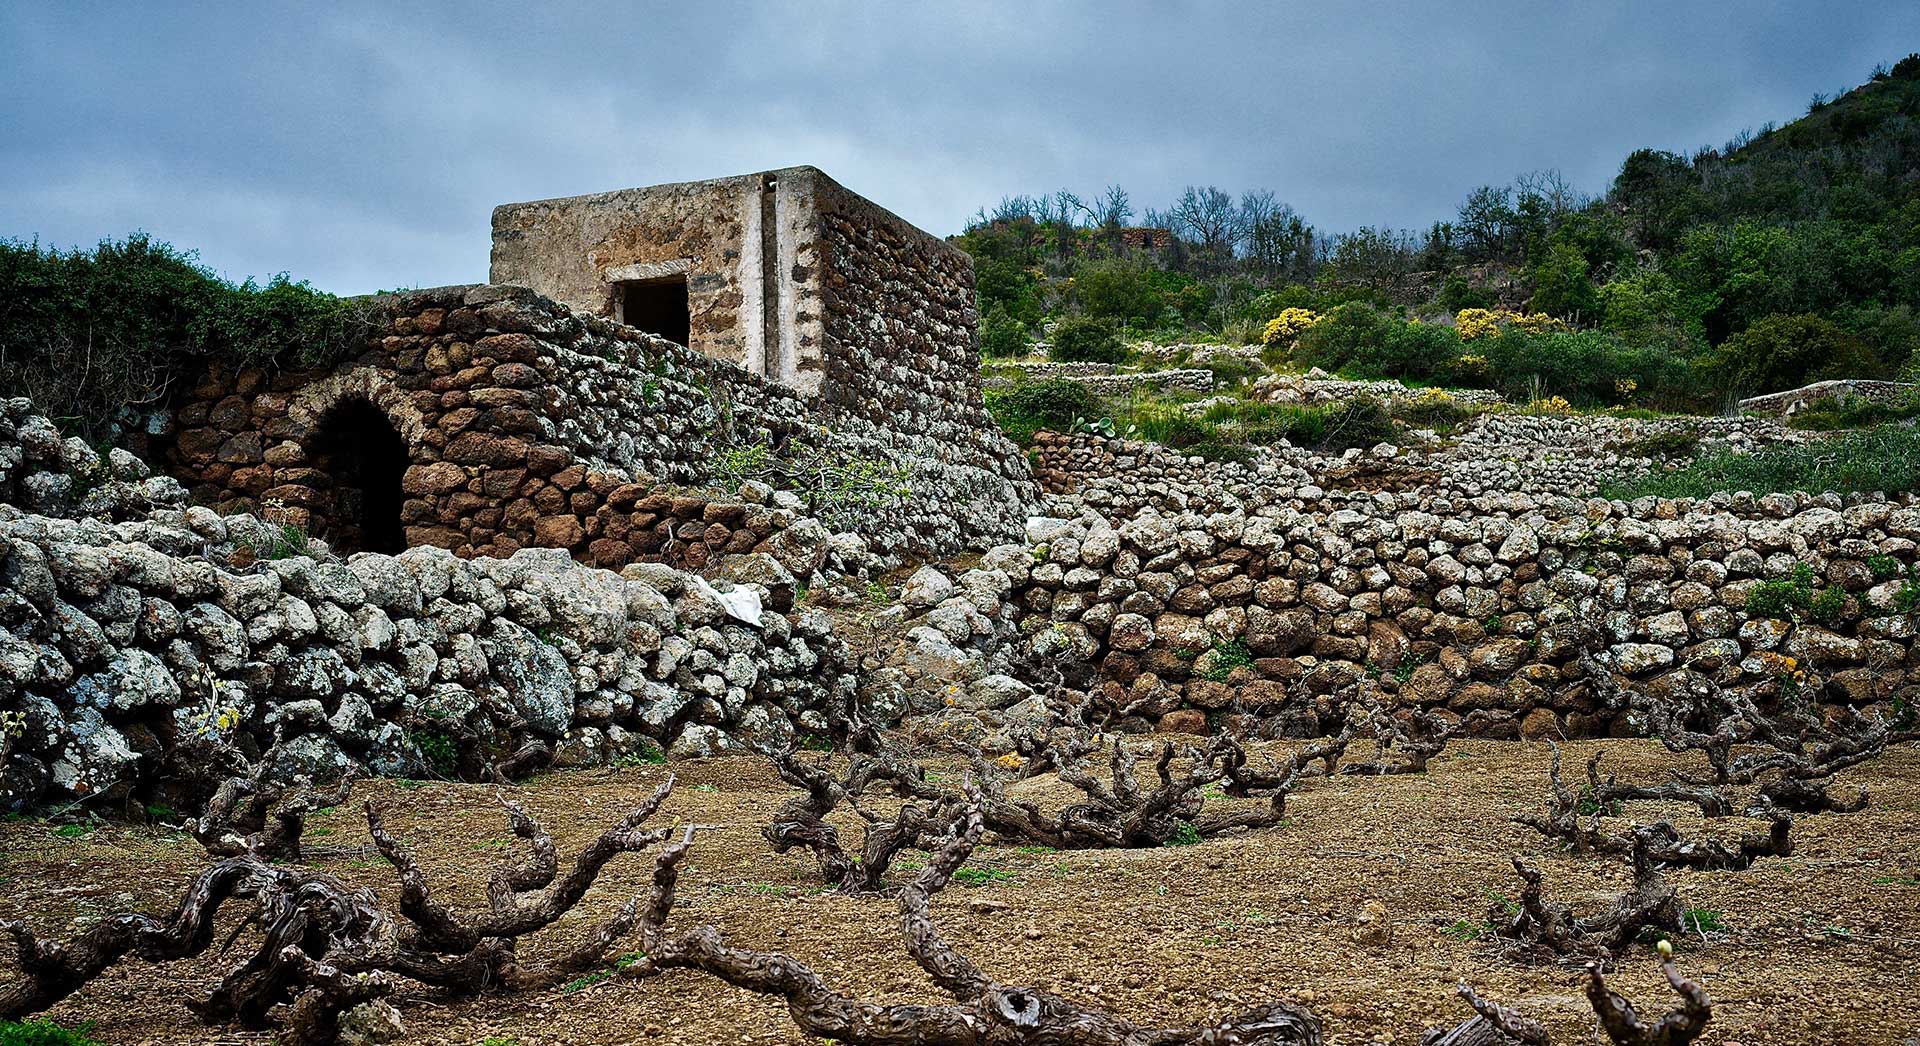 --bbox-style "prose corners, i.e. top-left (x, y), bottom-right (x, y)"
top-left (445, 432), bottom-right (528, 467)
top-left (525, 444), bottom-right (571, 476)
top-left (1239, 679), bottom-right (1291, 711)
top-left (532, 515), bottom-right (584, 548)
top-left (403, 462), bottom-right (468, 496)
top-left (406, 525), bottom-right (463, 549)
top-left (1185, 680), bottom-right (1234, 709)
top-left (588, 538), bottom-right (633, 566)
top-left (1156, 709), bottom-right (1208, 735)
top-left (1519, 708), bottom-right (1560, 740)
